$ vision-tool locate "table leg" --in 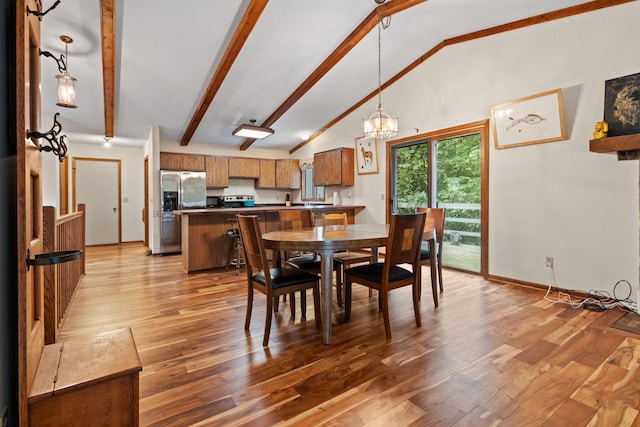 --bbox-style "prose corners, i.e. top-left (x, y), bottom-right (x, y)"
top-left (429, 238), bottom-right (438, 308)
top-left (319, 249), bottom-right (334, 345)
